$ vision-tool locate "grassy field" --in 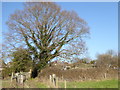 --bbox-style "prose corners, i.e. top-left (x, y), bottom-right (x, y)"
top-left (2, 78), bottom-right (118, 88)
top-left (59, 79), bottom-right (118, 88)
